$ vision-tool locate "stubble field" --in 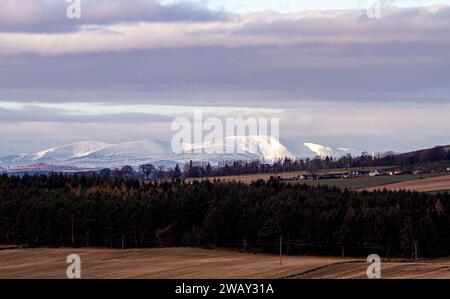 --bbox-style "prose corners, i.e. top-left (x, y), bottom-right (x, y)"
top-left (1, 247), bottom-right (450, 279)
